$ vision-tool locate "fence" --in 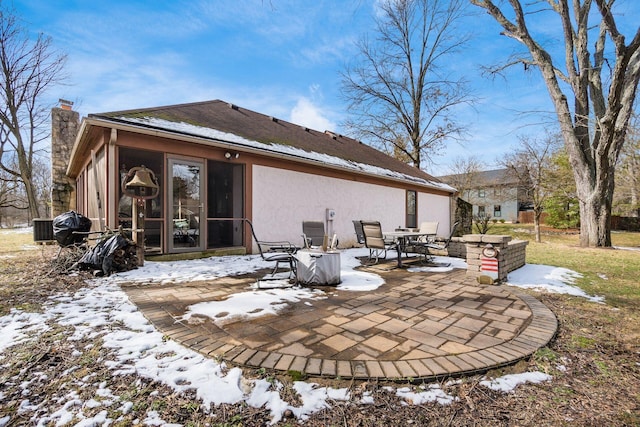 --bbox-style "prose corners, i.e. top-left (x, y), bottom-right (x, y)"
top-left (518, 211), bottom-right (639, 231)
top-left (611, 216), bottom-right (640, 231)
top-left (517, 211), bottom-right (548, 224)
